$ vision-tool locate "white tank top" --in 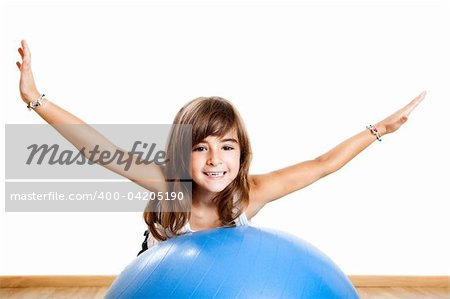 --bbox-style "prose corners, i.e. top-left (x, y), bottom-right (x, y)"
top-left (146, 212), bottom-right (251, 248)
